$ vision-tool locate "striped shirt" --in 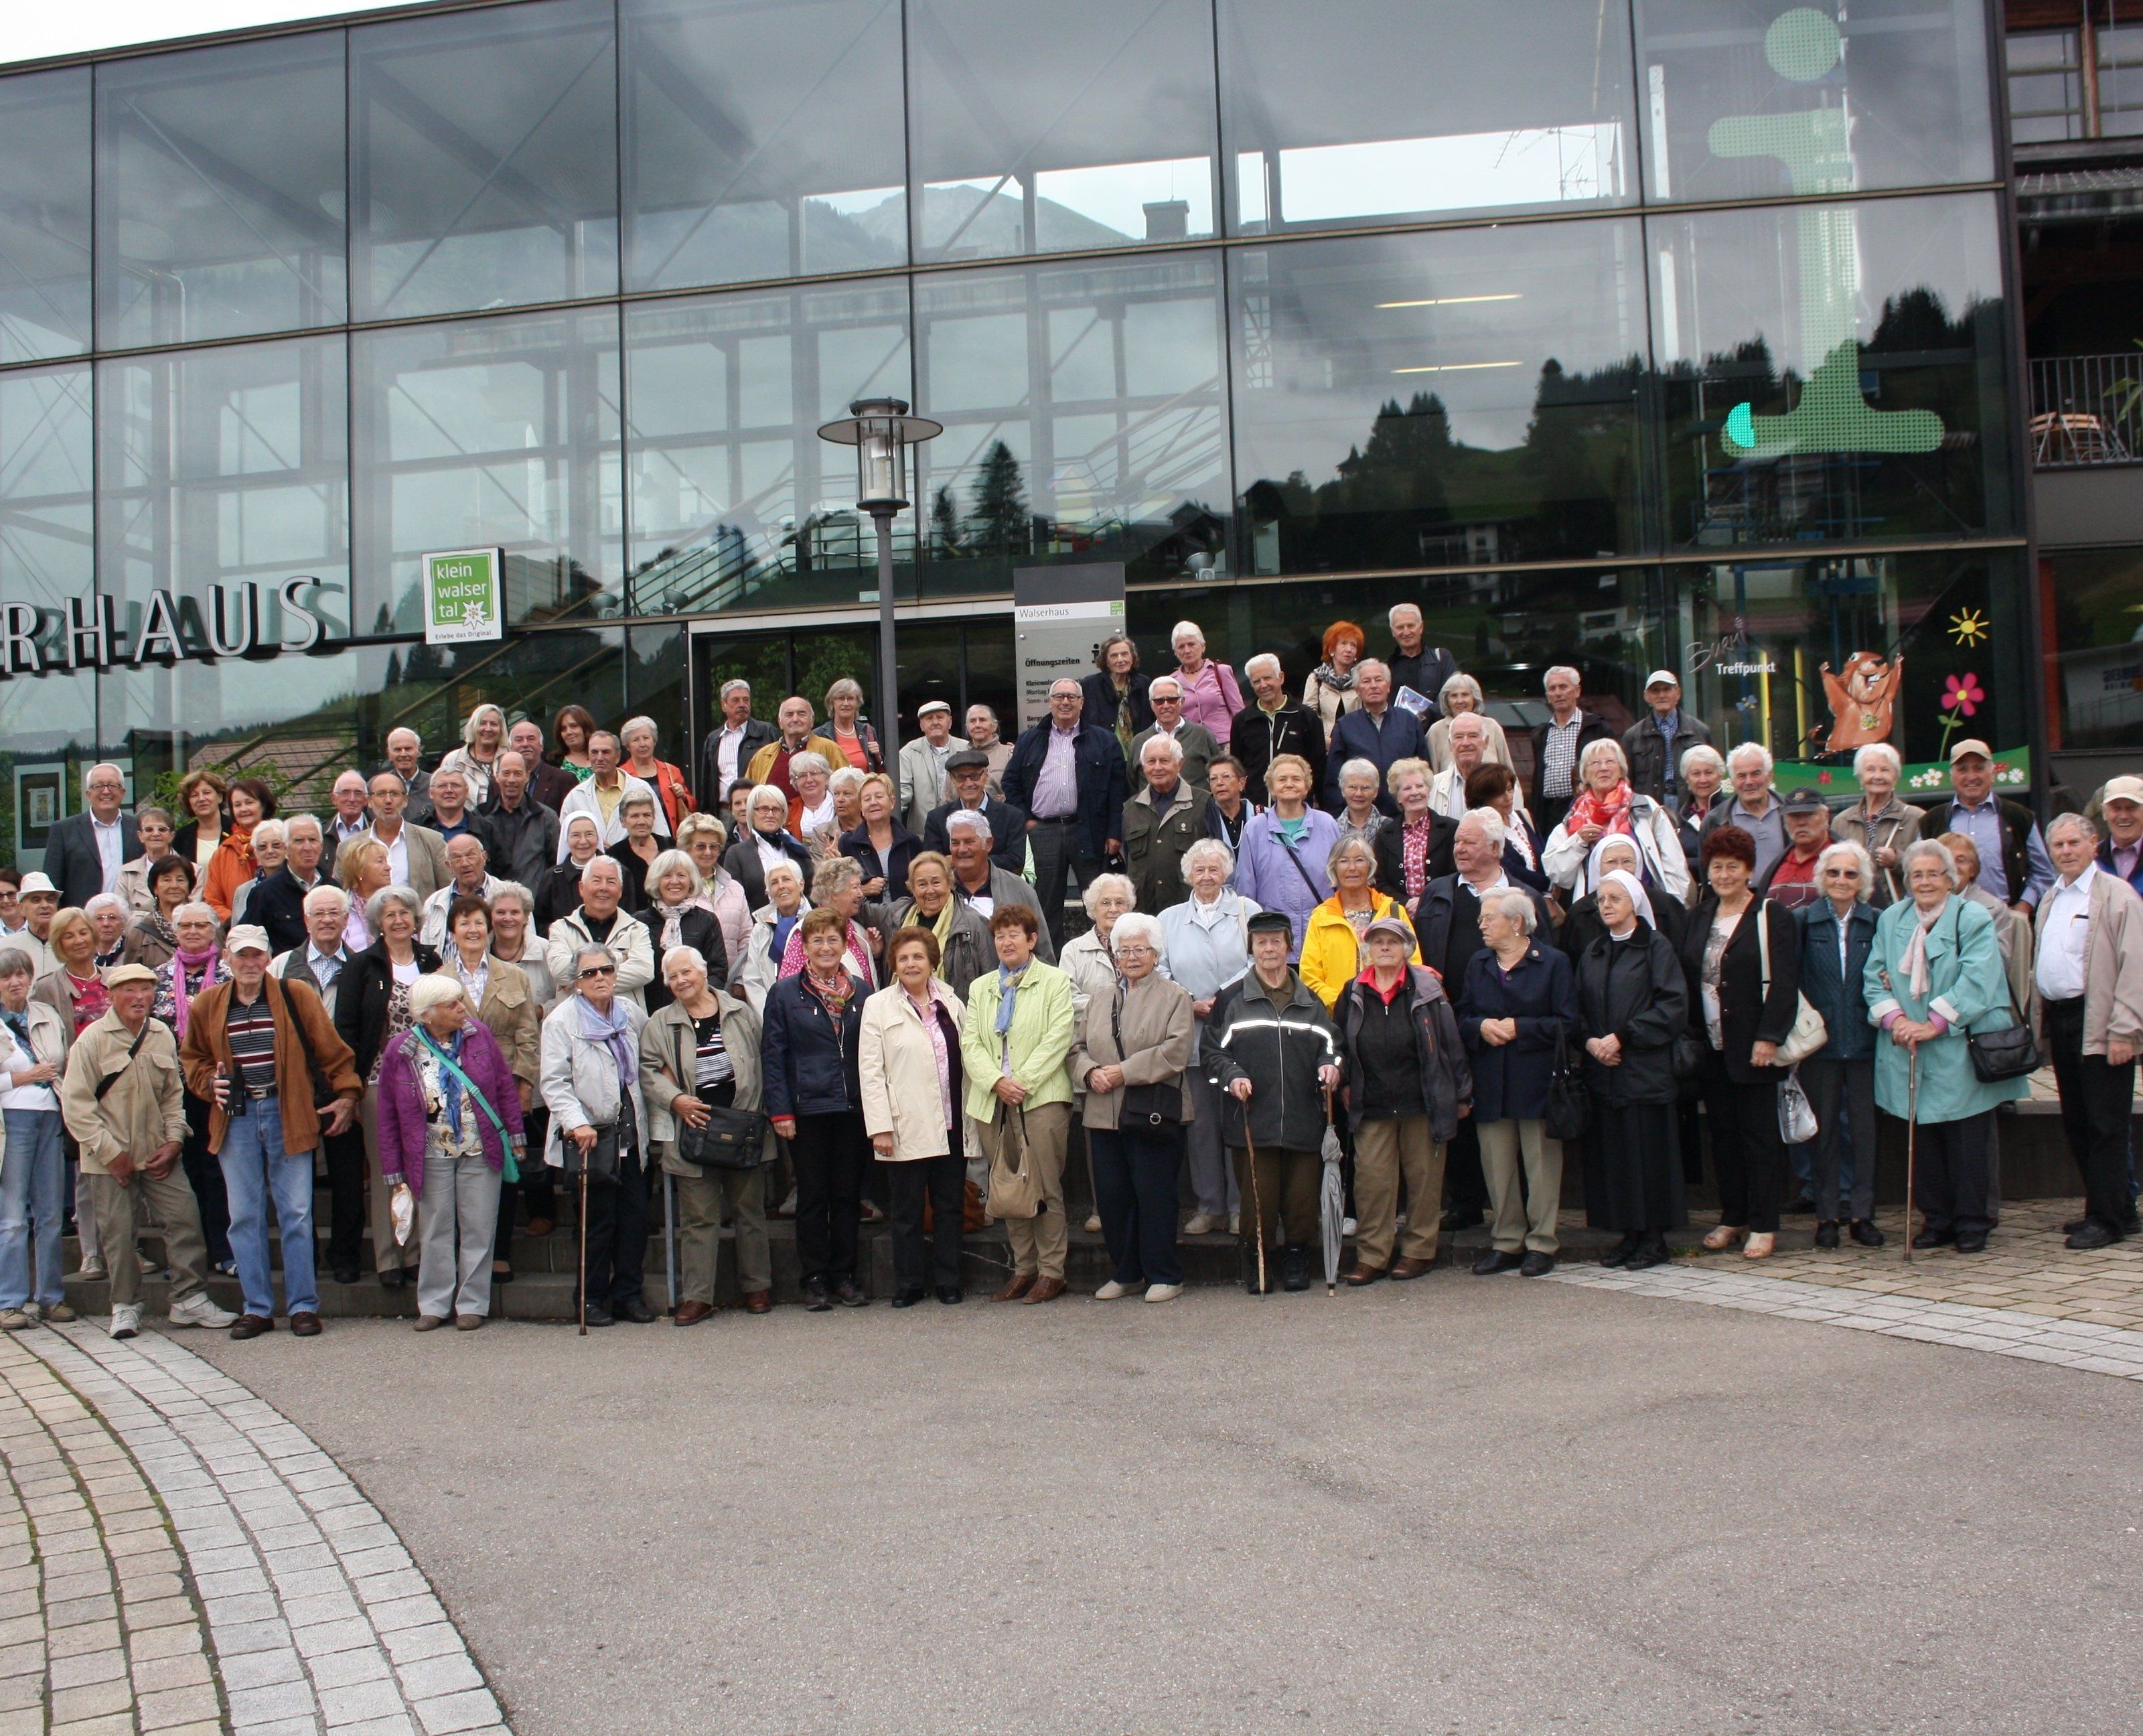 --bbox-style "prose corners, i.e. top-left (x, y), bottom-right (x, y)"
top-left (226, 991), bottom-right (278, 1094)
